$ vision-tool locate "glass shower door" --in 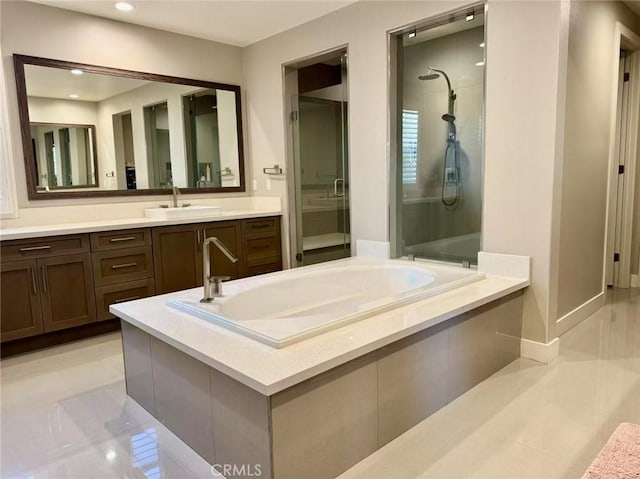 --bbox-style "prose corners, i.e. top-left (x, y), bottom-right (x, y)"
top-left (292, 54), bottom-right (350, 267)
